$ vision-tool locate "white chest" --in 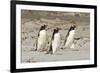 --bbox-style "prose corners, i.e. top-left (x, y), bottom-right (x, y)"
top-left (52, 33), bottom-right (61, 53)
top-left (65, 30), bottom-right (75, 47)
top-left (54, 33), bottom-right (60, 42)
top-left (68, 30), bottom-right (75, 40)
top-left (39, 30), bottom-right (46, 38)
